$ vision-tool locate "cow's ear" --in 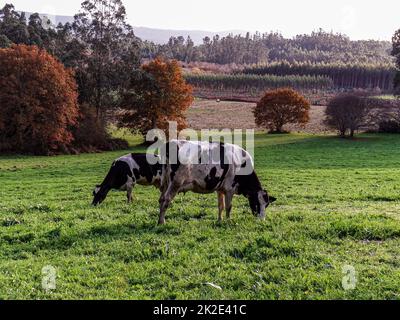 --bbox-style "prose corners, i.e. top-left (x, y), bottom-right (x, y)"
top-left (269, 196), bottom-right (277, 203)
